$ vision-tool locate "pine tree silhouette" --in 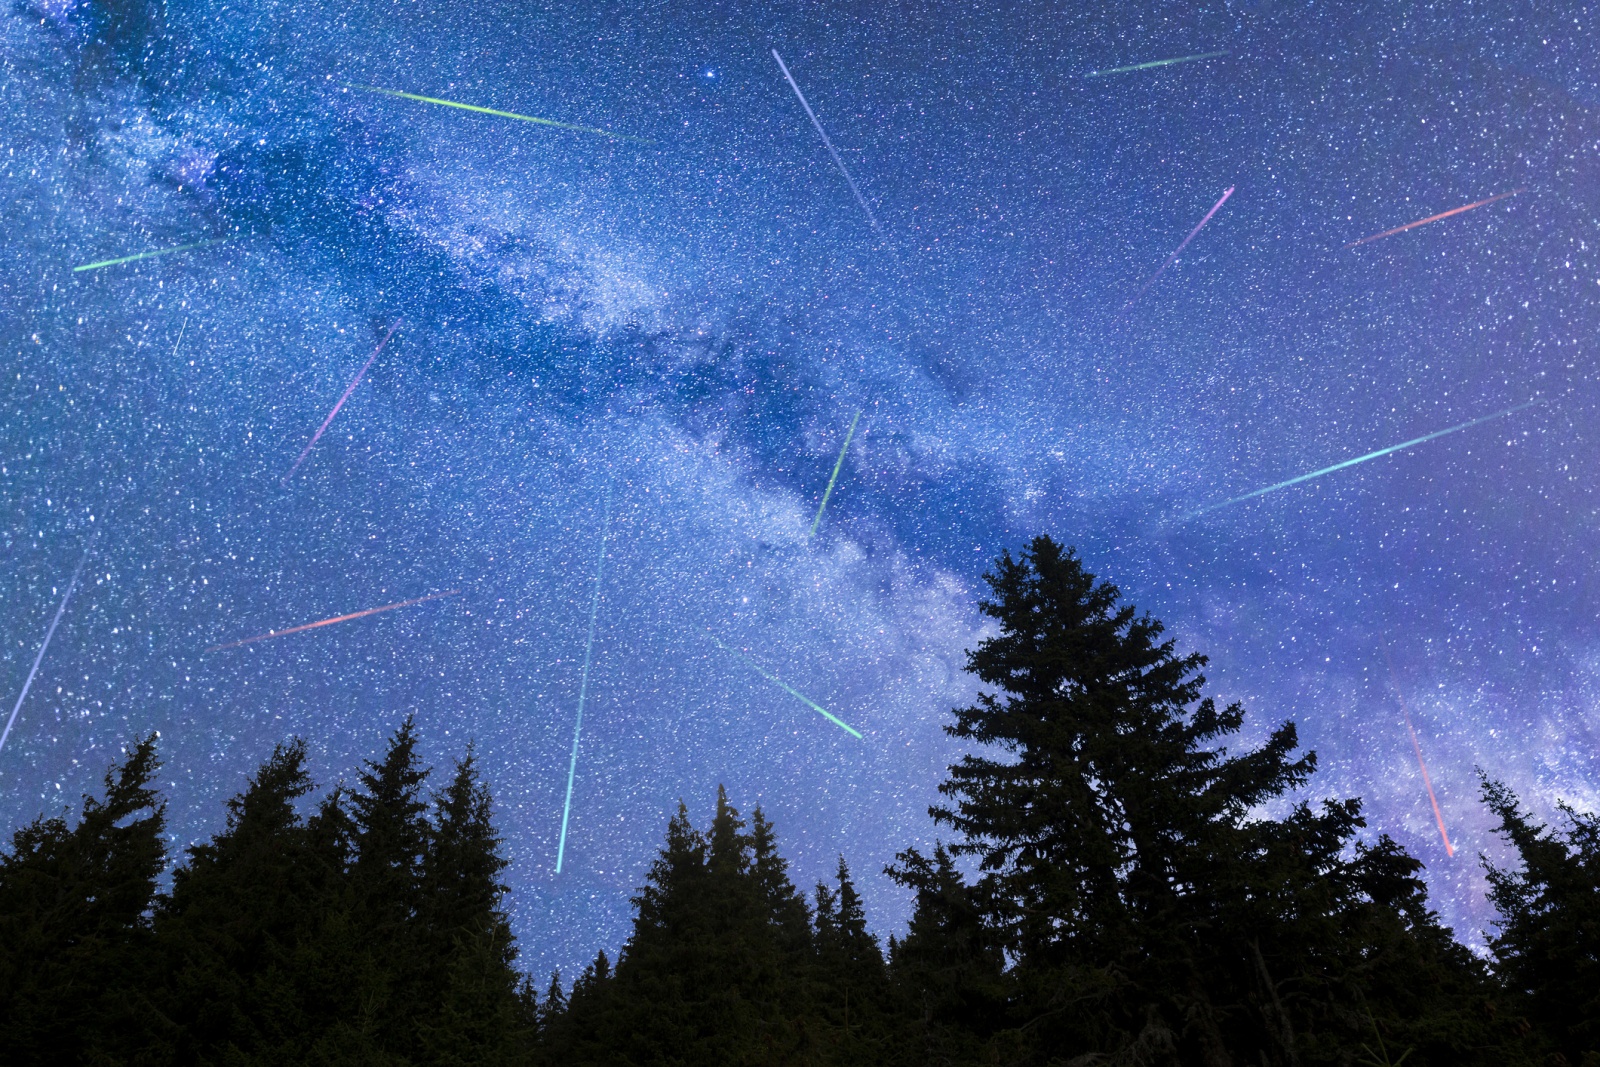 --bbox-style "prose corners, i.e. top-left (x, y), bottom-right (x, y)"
top-left (0, 736), bottom-right (166, 1065)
